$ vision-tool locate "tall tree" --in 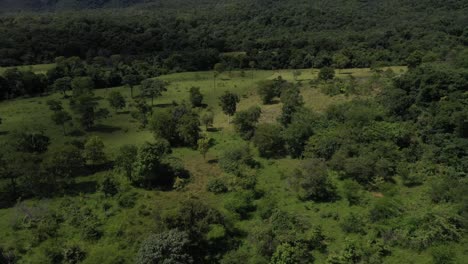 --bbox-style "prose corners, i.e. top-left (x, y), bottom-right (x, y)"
top-left (140, 79), bottom-right (168, 106)
top-left (219, 91), bottom-right (240, 123)
top-left (53, 77), bottom-right (72, 97)
top-left (122, 74), bottom-right (142, 98)
top-left (51, 110), bottom-right (72, 135)
top-left (189, 86), bottom-right (204, 108)
top-left (84, 136), bottom-right (107, 165)
top-left (107, 91), bottom-right (126, 112)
